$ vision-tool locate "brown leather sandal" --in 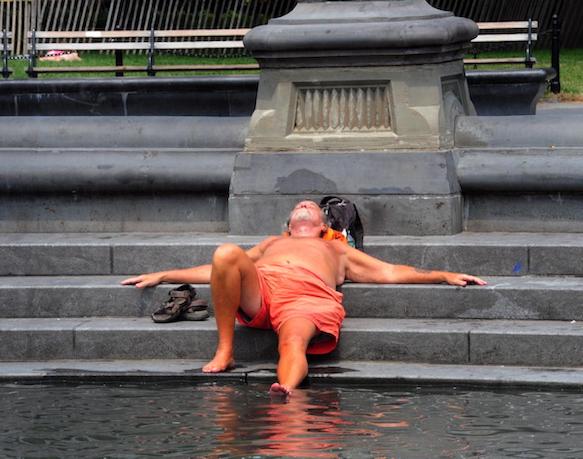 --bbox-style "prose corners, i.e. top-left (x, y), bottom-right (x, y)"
top-left (151, 284), bottom-right (197, 323)
top-left (181, 298), bottom-right (210, 321)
